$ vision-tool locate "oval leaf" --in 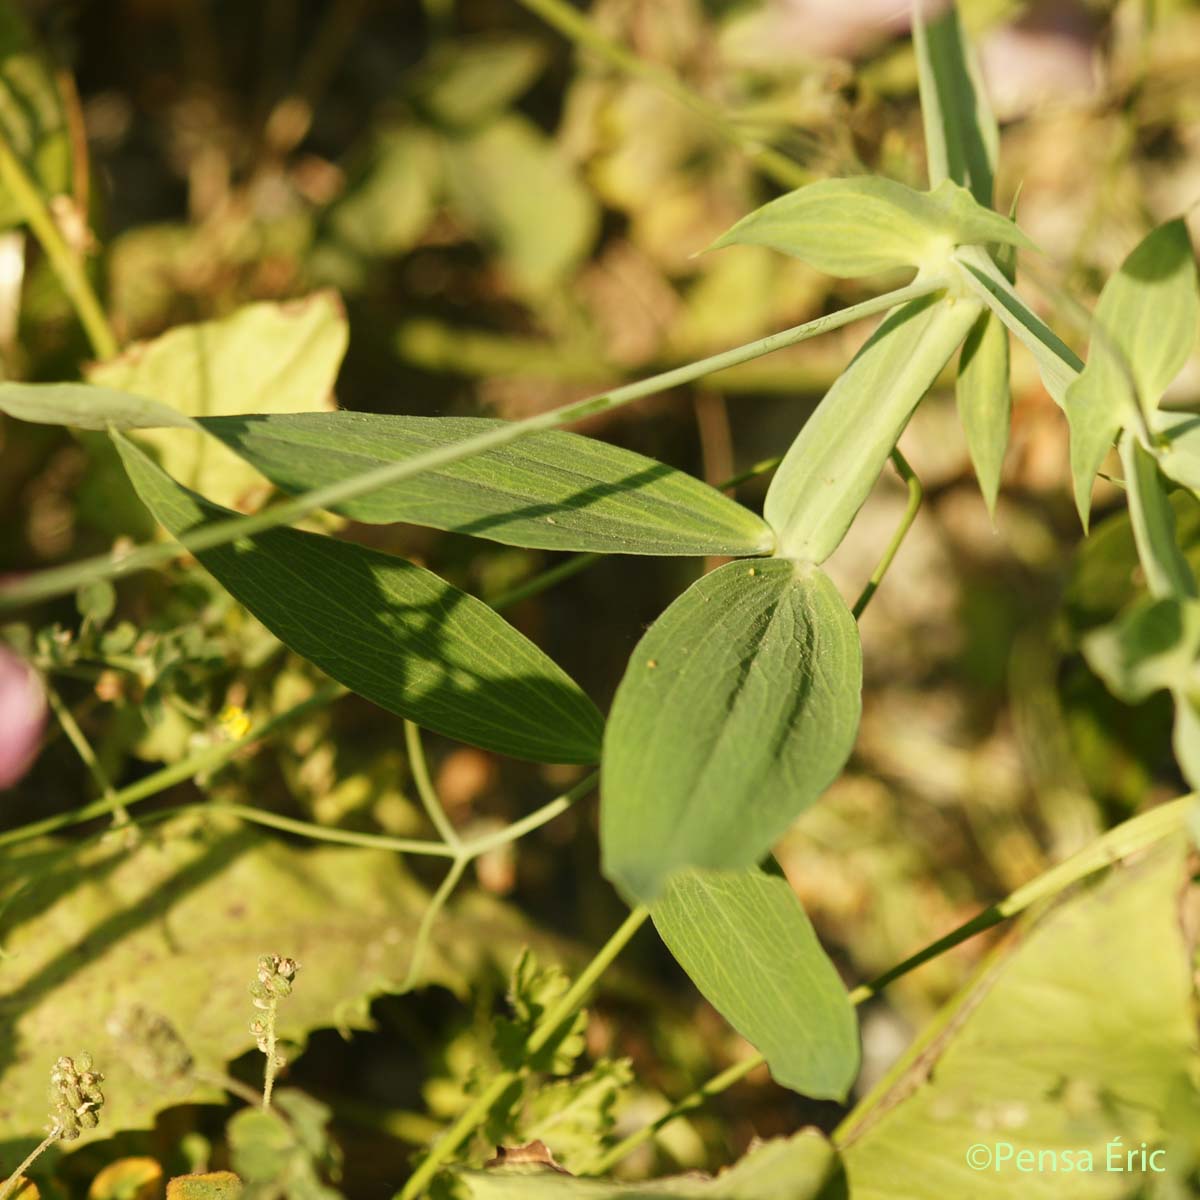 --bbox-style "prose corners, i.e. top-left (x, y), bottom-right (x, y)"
top-left (601, 558), bottom-right (861, 904)
top-left (113, 434), bottom-right (603, 763)
top-left (653, 866), bottom-right (859, 1100)
top-left (765, 294), bottom-right (981, 563)
top-left (198, 412), bottom-right (775, 557)
top-left (711, 177), bottom-right (1030, 279)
